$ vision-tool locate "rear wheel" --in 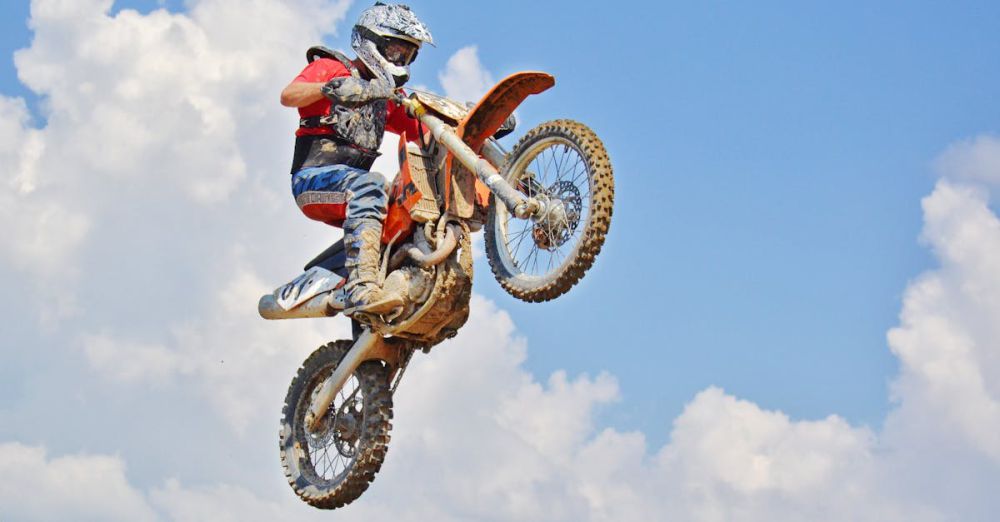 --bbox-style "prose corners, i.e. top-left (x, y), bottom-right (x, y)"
top-left (279, 340), bottom-right (393, 509)
top-left (485, 119), bottom-right (614, 302)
